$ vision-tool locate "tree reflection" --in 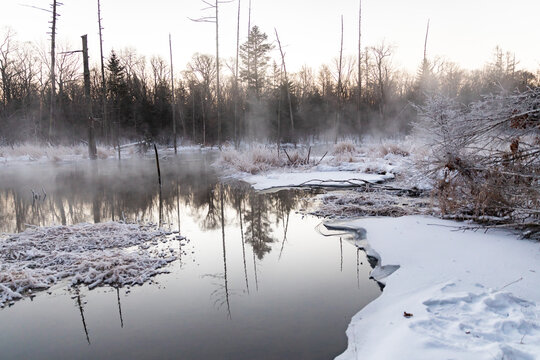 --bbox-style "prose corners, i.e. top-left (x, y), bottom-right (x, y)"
top-left (243, 192), bottom-right (275, 260)
top-left (0, 156), bottom-right (310, 260)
